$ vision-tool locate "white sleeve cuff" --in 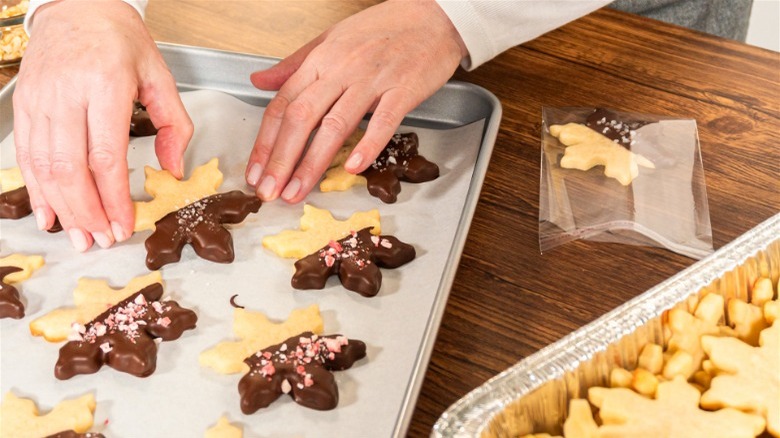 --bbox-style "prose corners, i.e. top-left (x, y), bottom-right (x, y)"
top-left (25, 0), bottom-right (149, 34)
top-left (436, 0), bottom-right (612, 71)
